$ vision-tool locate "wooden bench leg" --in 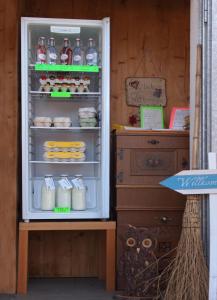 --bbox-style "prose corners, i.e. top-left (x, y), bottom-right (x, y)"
top-left (105, 228), bottom-right (116, 291)
top-left (98, 231), bottom-right (106, 280)
top-left (17, 229), bottom-right (29, 294)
